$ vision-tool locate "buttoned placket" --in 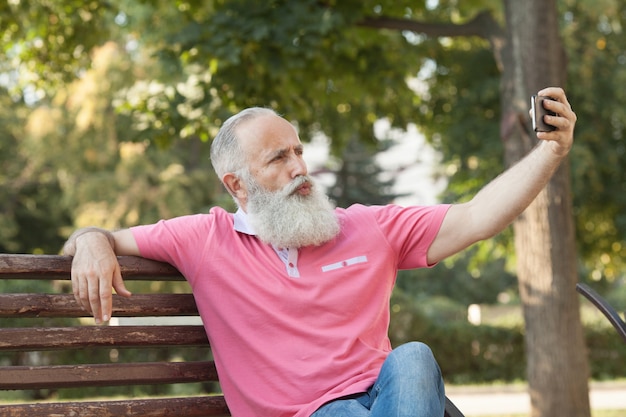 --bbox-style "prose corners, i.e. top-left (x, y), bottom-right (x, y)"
top-left (274, 246), bottom-right (300, 278)
top-left (233, 209), bottom-right (301, 278)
